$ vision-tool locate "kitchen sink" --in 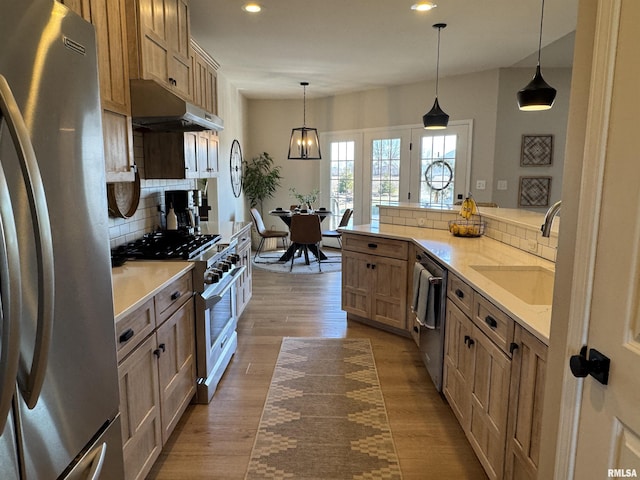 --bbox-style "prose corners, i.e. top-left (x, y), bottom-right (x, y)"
top-left (470, 265), bottom-right (555, 305)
